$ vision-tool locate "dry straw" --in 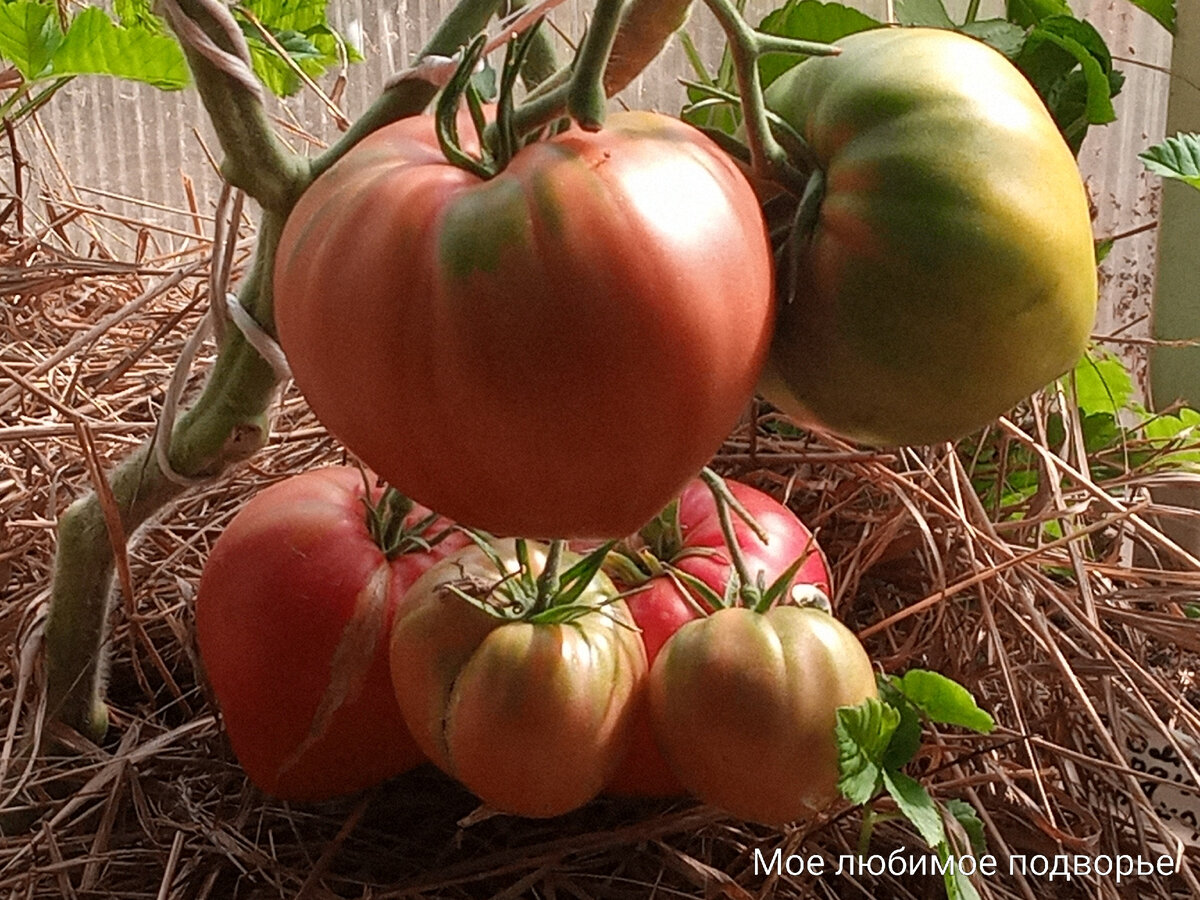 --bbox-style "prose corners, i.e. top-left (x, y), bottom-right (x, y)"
top-left (2, 101), bottom-right (1199, 900)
